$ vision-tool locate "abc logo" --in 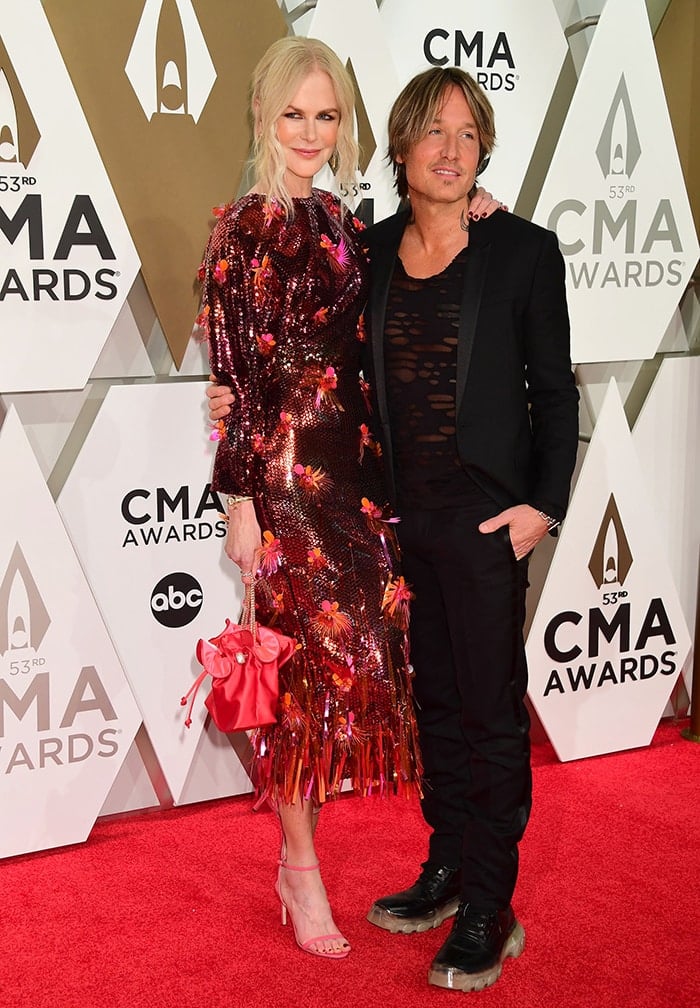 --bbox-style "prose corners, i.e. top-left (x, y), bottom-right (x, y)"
top-left (150, 572), bottom-right (203, 628)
